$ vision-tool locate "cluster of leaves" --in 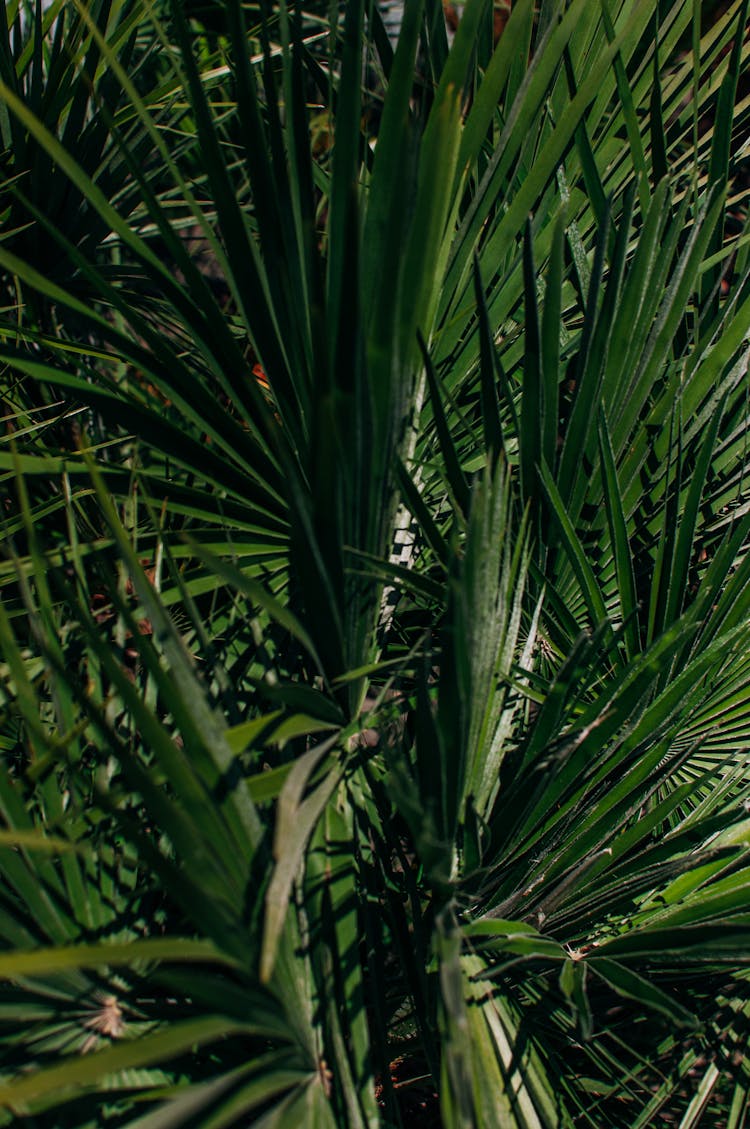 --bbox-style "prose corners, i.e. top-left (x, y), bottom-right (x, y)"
top-left (1, 0), bottom-right (750, 1124)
